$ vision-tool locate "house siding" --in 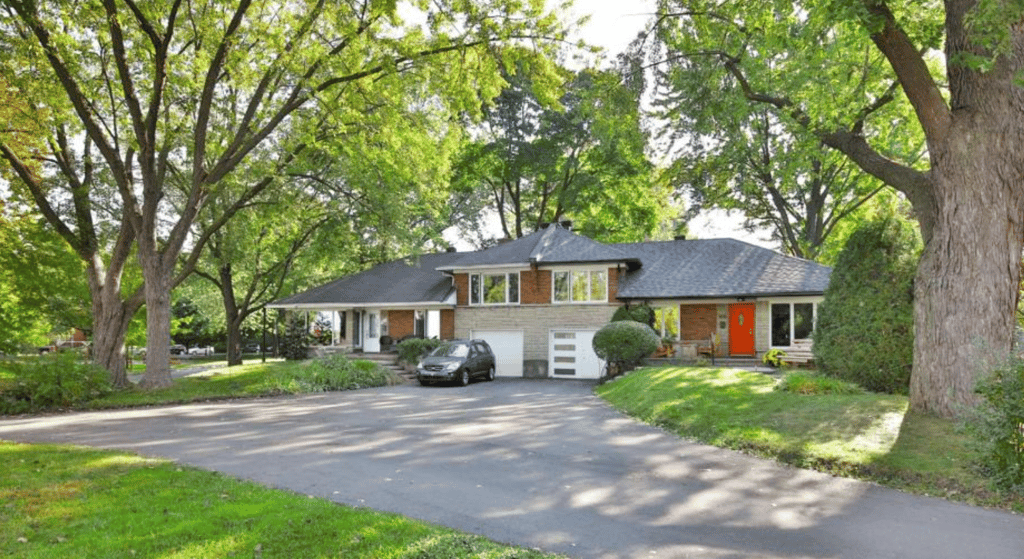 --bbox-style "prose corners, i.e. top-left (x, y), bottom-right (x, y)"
top-left (755, 301), bottom-right (771, 354)
top-left (608, 266), bottom-right (620, 302)
top-left (454, 273), bottom-right (469, 306)
top-left (388, 310), bottom-right (415, 340)
top-left (680, 304), bottom-right (717, 342)
top-left (520, 267), bottom-right (551, 304)
top-left (456, 305), bottom-right (618, 375)
top-left (440, 309), bottom-right (455, 340)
